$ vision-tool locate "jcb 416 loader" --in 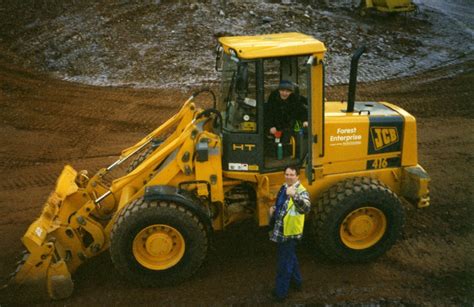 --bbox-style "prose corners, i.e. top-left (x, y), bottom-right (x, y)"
top-left (9, 32), bottom-right (430, 300)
